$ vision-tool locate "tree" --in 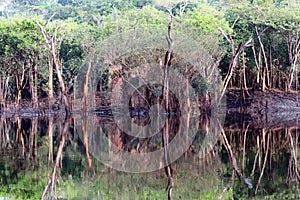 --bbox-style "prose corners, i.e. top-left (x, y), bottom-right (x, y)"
top-left (36, 15), bottom-right (72, 115)
top-left (0, 17), bottom-right (45, 108)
